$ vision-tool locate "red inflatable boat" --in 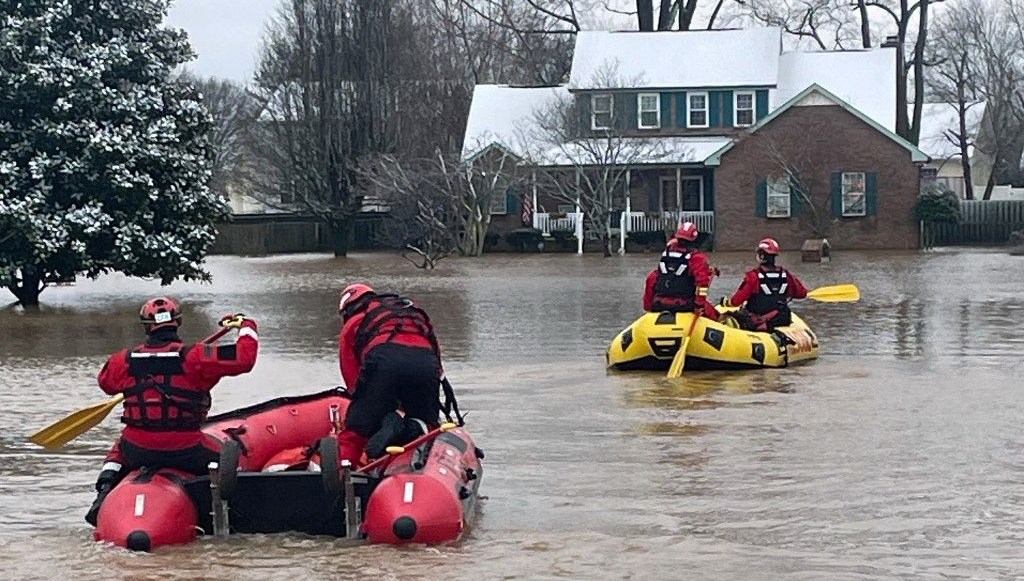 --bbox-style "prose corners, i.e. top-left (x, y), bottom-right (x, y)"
top-left (91, 389), bottom-right (483, 551)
